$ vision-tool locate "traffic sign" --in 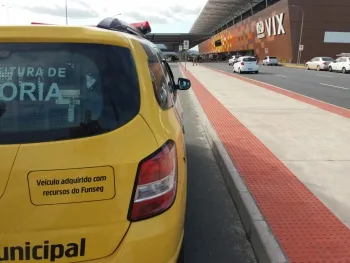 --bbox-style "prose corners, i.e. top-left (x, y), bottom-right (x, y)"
top-left (183, 40), bottom-right (189, 50)
top-left (179, 45), bottom-right (183, 51)
top-left (299, 44), bottom-right (304, 51)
